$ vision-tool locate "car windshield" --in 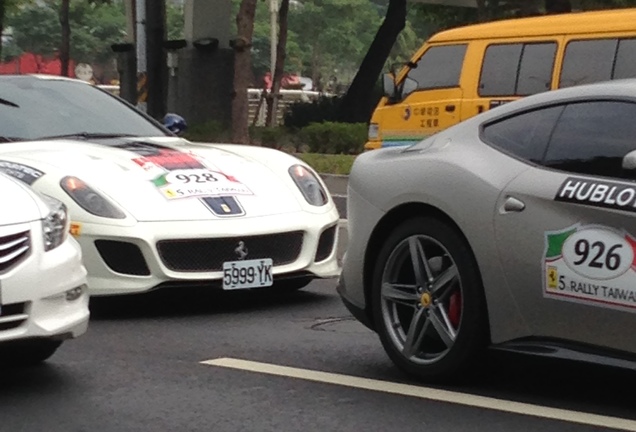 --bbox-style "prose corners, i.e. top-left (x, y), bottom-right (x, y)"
top-left (0, 76), bottom-right (167, 142)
